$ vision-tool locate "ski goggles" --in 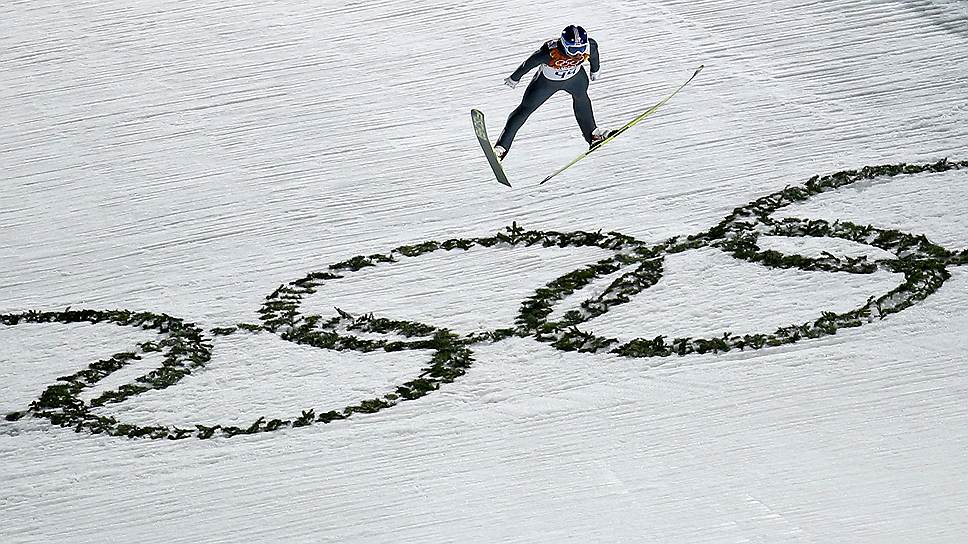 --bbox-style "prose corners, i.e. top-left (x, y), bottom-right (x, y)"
top-left (562, 41), bottom-right (588, 56)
